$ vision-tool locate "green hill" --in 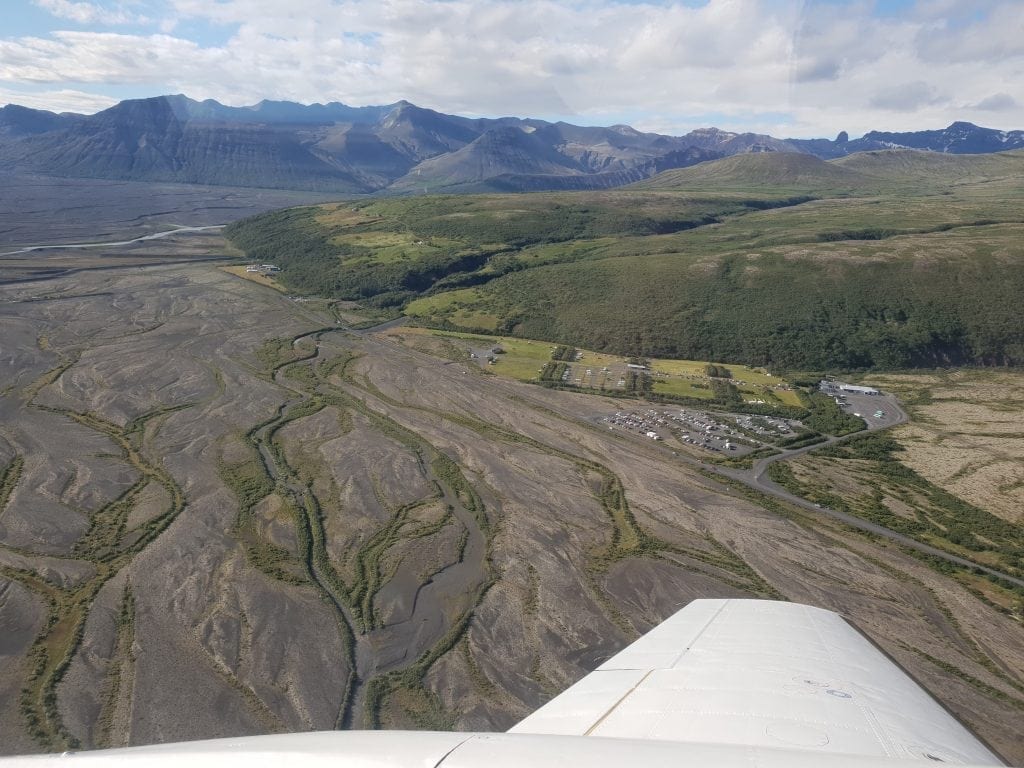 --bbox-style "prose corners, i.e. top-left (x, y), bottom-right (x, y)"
top-left (228, 150), bottom-right (1024, 370)
top-left (632, 152), bottom-right (873, 194)
top-left (408, 224), bottom-right (1024, 368)
top-left (834, 148), bottom-right (1024, 186)
top-left (225, 191), bottom-right (803, 305)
